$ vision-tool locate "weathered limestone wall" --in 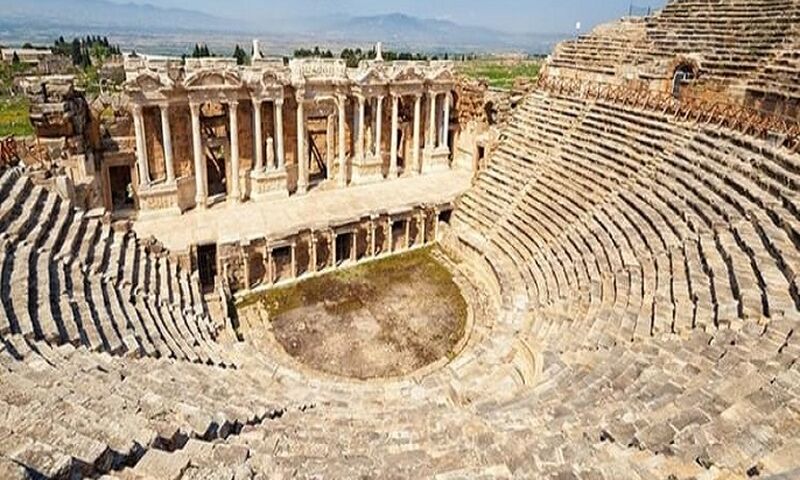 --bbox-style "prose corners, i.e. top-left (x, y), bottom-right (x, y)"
top-left (143, 107), bottom-right (166, 181)
top-left (216, 204), bottom-right (452, 293)
top-left (171, 105), bottom-right (193, 178)
top-left (20, 75), bottom-right (104, 210)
